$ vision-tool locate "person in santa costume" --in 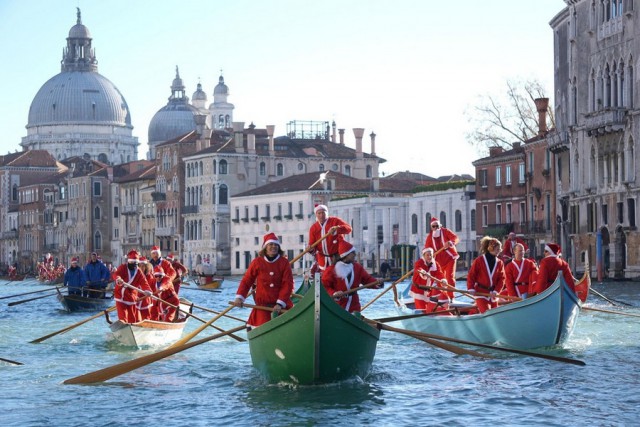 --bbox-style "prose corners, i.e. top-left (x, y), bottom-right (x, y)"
top-left (424, 217), bottom-right (459, 299)
top-left (530, 243), bottom-right (576, 296)
top-left (504, 243), bottom-right (538, 299)
top-left (150, 265), bottom-right (181, 322)
top-left (148, 246), bottom-right (177, 286)
top-left (467, 236), bottom-right (506, 313)
top-left (308, 204), bottom-right (352, 271)
top-left (136, 256), bottom-right (155, 320)
top-left (112, 250), bottom-right (148, 323)
top-left (321, 240), bottom-right (382, 313)
top-left (233, 233), bottom-right (294, 329)
top-left (501, 232), bottom-right (529, 264)
top-left (166, 253), bottom-right (188, 294)
top-left (410, 247), bottom-right (451, 313)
